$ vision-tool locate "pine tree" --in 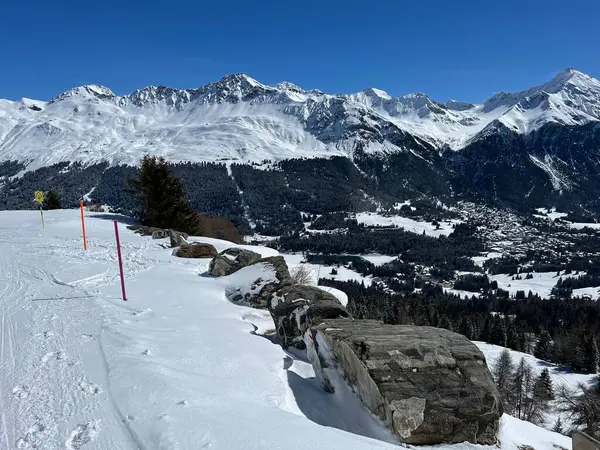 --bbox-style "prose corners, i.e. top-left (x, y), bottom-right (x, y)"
top-left (438, 314), bottom-right (453, 331)
top-left (493, 349), bottom-right (515, 414)
top-left (458, 317), bottom-right (474, 340)
top-left (43, 189), bottom-right (62, 210)
top-left (506, 321), bottom-right (521, 351)
top-left (584, 335), bottom-right (599, 374)
top-left (489, 317), bottom-right (507, 347)
top-left (552, 417), bottom-right (564, 434)
top-left (528, 368), bottom-right (555, 425)
top-left (534, 368), bottom-right (555, 401)
top-left (535, 330), bottom-right (552, 361)
top-left (128, 155), bottom-right (201, 234)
